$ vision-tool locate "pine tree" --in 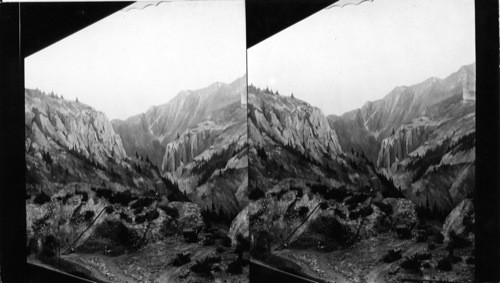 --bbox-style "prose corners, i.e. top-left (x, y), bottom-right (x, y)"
top-left (291, 93), bottom-right (294, 99)
top-left (76, 97), bottom-right (79, 103)
top-left (177, 132), bottom-right (180, 139)
top-left (392, 128), bottom-right (395, 135)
